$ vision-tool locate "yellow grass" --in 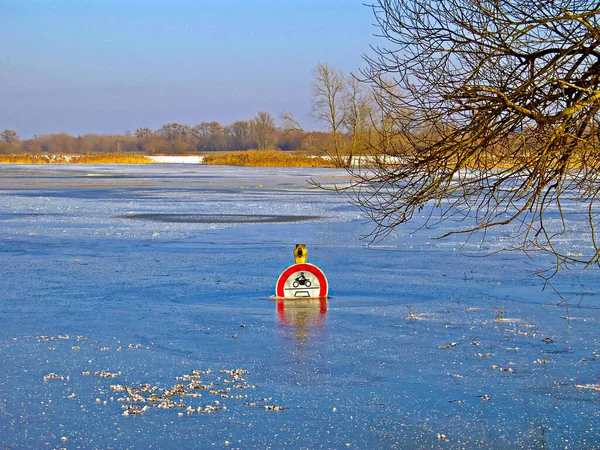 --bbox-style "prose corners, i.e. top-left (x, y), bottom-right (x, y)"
top-left (0, 154), bottom-right (154, 164)
top-left (203, 150), bottom-right (335, 167)
top-left (72, 154), bottom-right (153, 164)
